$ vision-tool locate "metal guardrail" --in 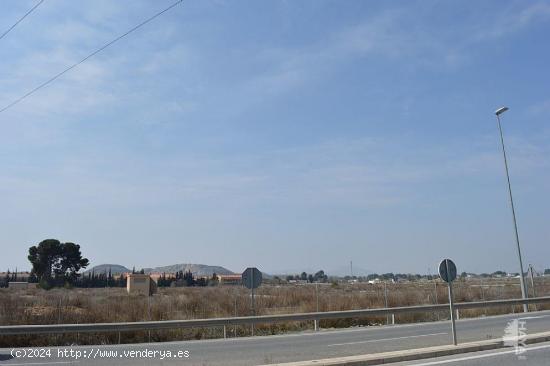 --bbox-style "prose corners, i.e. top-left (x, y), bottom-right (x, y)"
top-left (1, 296), bottom-right (549, 336)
